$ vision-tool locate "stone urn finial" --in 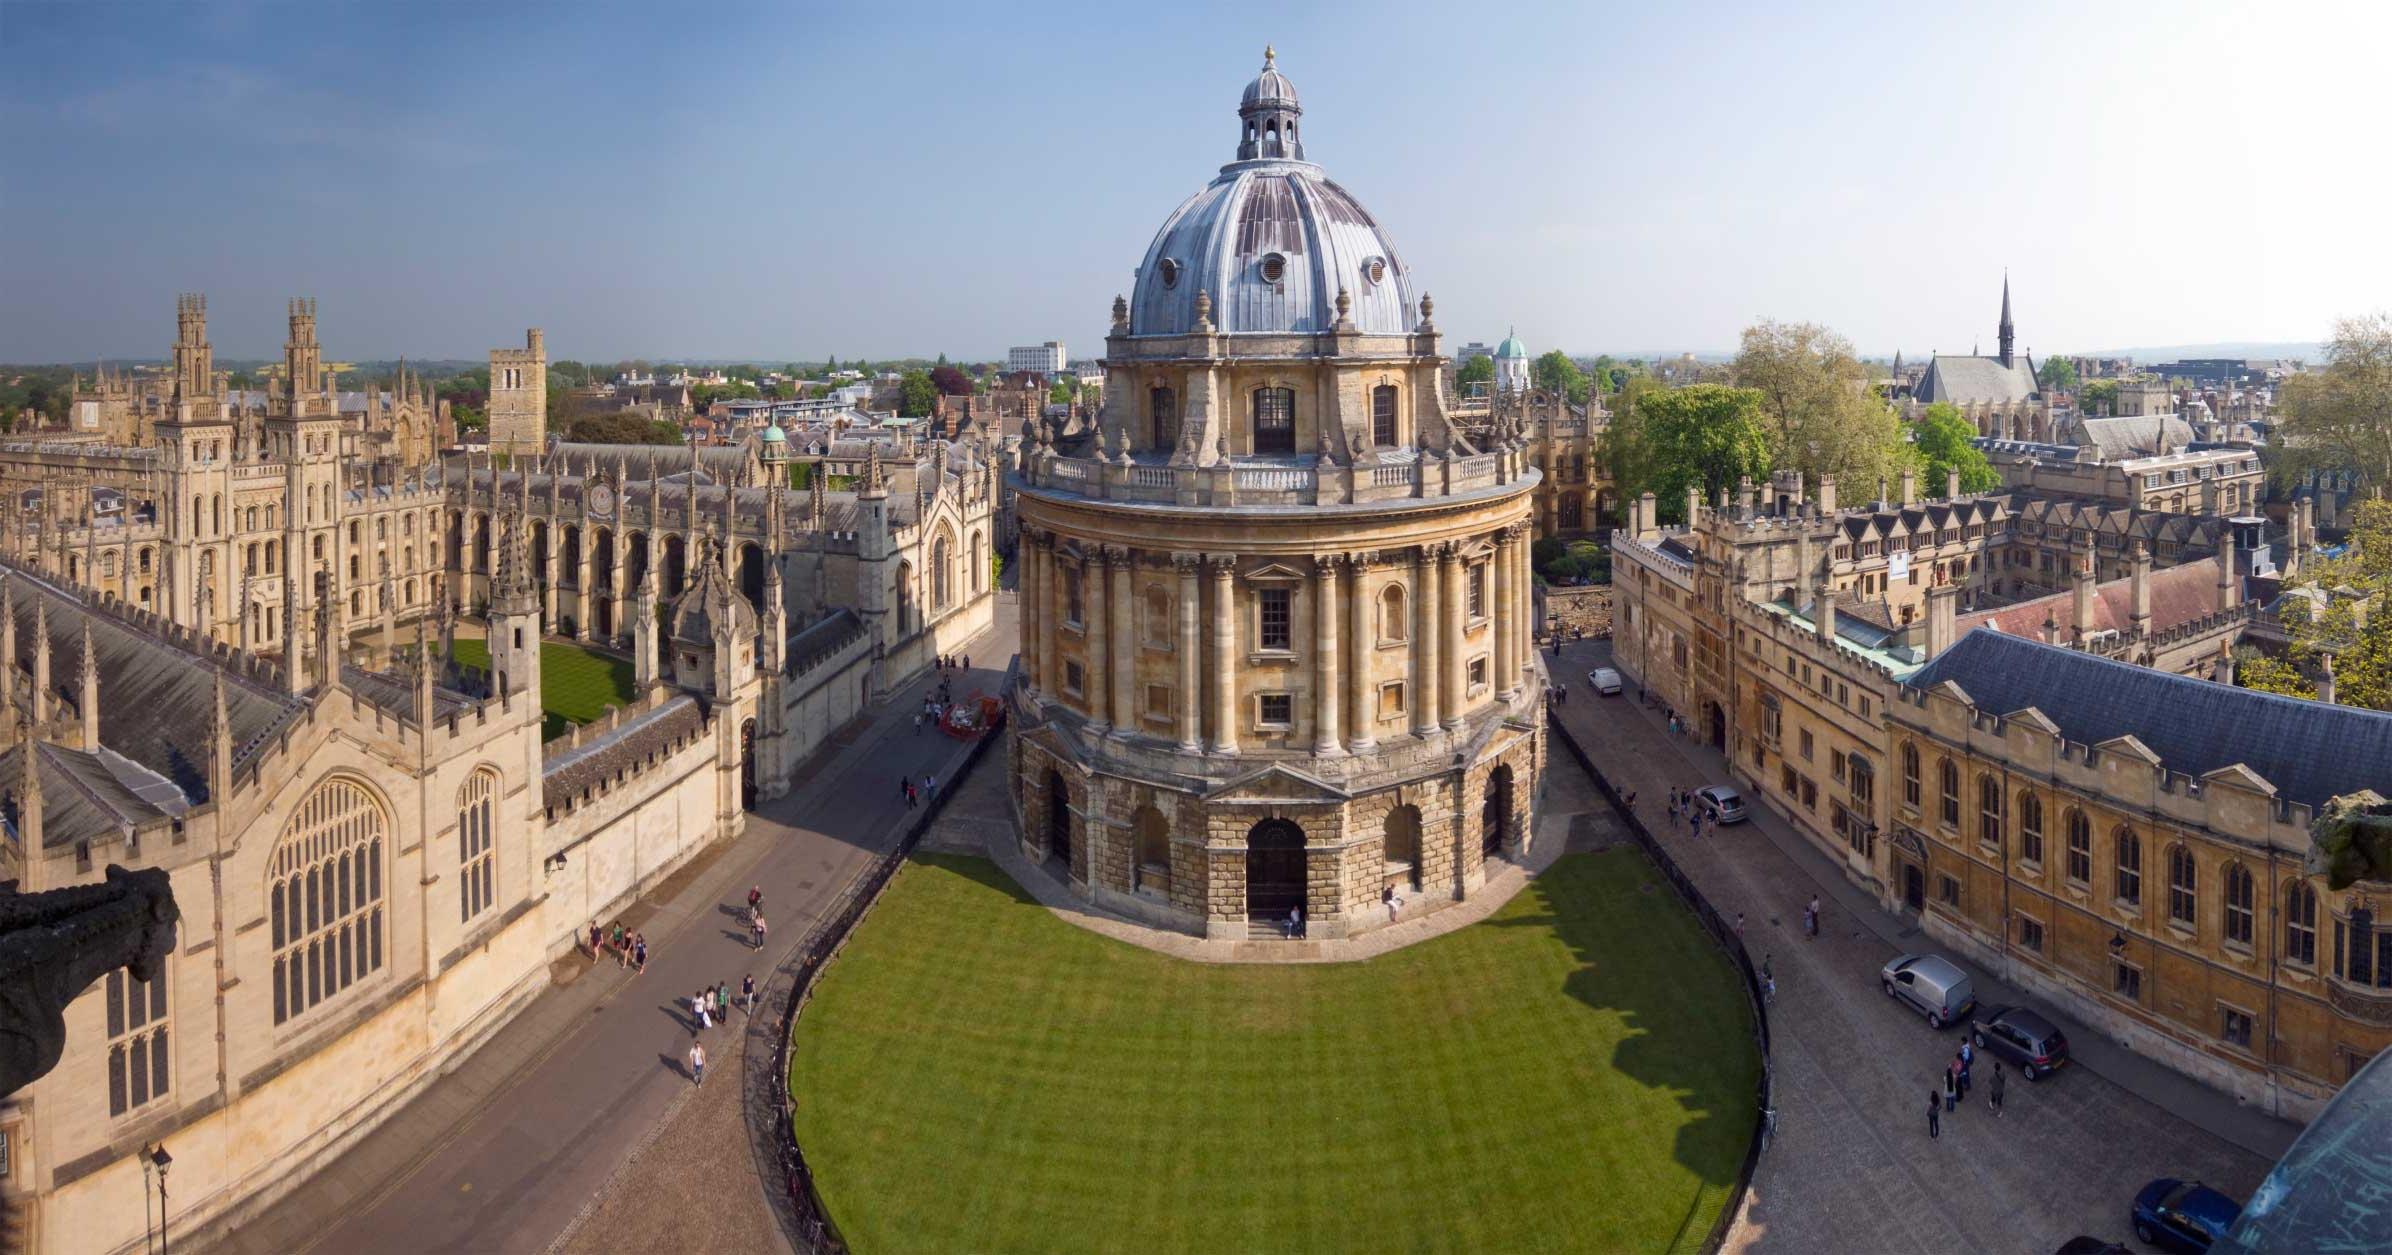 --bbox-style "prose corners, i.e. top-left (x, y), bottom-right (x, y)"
top-left (1195, 288), bottom-right (1214, 333)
